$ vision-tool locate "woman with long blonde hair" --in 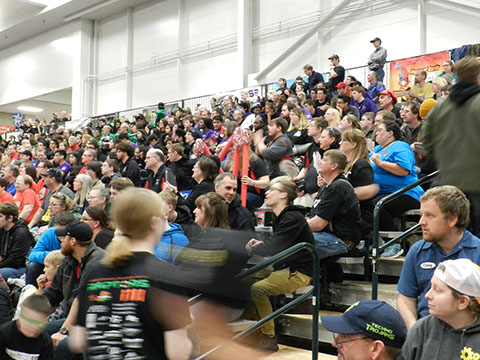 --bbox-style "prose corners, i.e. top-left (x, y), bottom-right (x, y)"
top-left (287, 107), bottom-right (312, 146)
top-left (324, 108), bottom-right (341, 129)
top-left (340, 129), bottom-right (378, 233)
top-left (73, 174), bottom-right (93, 214)
top-left (72, 188), bottom-right (192, 359)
